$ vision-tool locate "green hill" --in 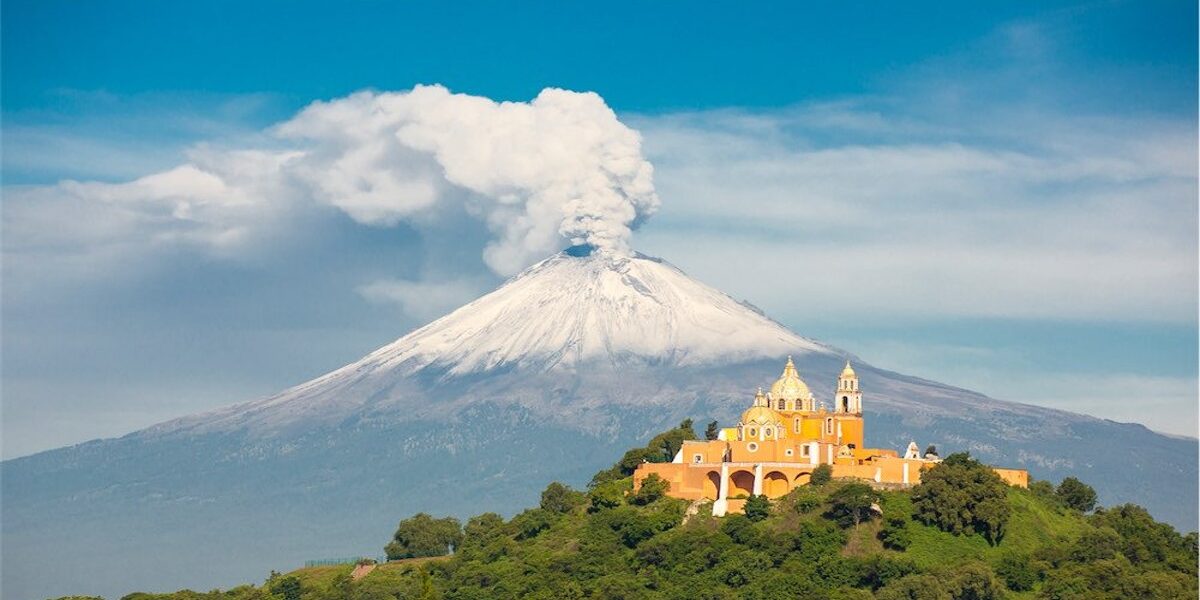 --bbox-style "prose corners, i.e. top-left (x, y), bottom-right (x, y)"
top-left (79, 424), bottom-right (1197, 600)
